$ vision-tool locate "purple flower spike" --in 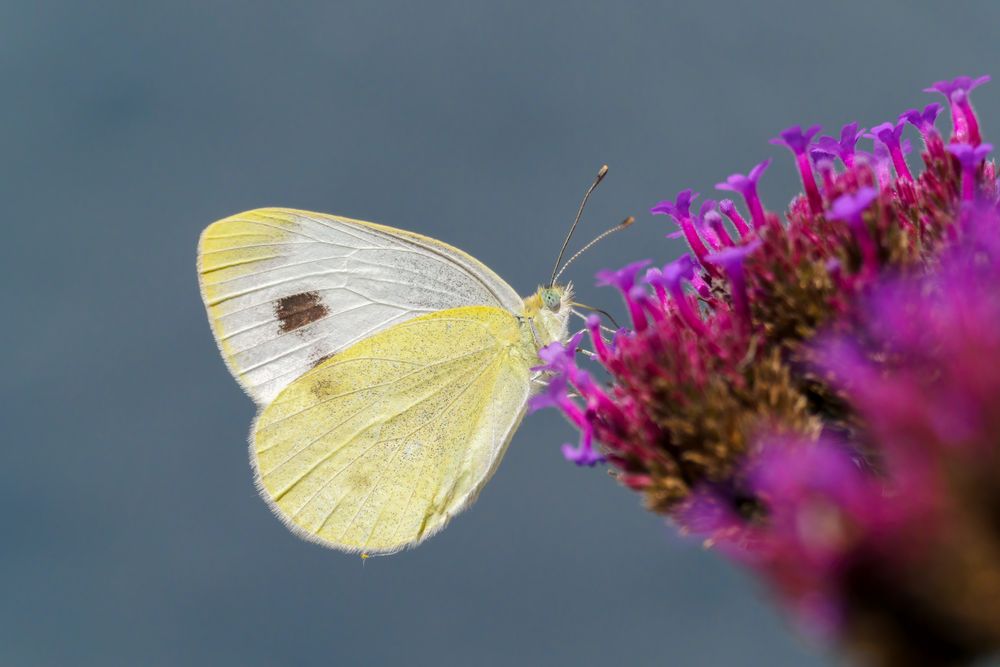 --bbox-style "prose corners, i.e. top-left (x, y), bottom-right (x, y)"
top-left (528, 373), bottom-right (585, 426)
top-left (596, 259), bottom-right (652, 294)
top-left (627, 286), bottom-right (650, 331)
top-left (652, 190), bottom-right (715, 269)
top-left (532, 331), bottom-right (585, 374)
top-left (719, 198), bottom-right (752, 237)
top-left (636, 286), bottom-right (667, 324)
top-left (648, 254), bottom-right (708, 335)
top-left (814, 137), bottom-right (840, 156)
top-left (585, 314), bottom-right (612, 364)
top-left (828, 187), bottom-right (880, 276)
top-left (829, 187), bottom-right (879, 224)
top-left (946, 142), bottom-right (994, 169)
top-left (817, 122), bottom-right (866, 169)
top-left (562, 421), bottom-right (605, 467)
top-left (660, 253), bottom-right (696, 285)
top-left (771, 124), bottom-right (823, 154)
top-left (809, 145), bottom-right (836, 163)
top-left (924, 75), bottom-right (991, 98)
top-left (597, 260), bottom-right (653, 328)
top-left (863, 143), bottom-right (893, 189)
top-left (925, 75), bottom-right (991, 145)
top-left (650, 188), bottom-right (700, 219)
top-left (838, 122), bottom-right (866, 167)
top-left (814, 157), bottom-right (836, 196)
top-left (705, 210), bottom-right (735, 248)
top-left (771, 125), bottom-right (824, 214)
top-left (946, 143), bottom-right (994, 201)
top-left (870, 121), bottom-right (914, 183)
top-left (900, 103), bottom-right (943, 143)
top-left (694, 200), bottom-right (723, 250)
top-left (645, 267), bottom-right (669, 307)
top-left (528, 371), bottom-right (567, 411)
top-left (716, 159), bottom-right (772, 230)
top-left (705, 240), bottom-right (762, 328)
